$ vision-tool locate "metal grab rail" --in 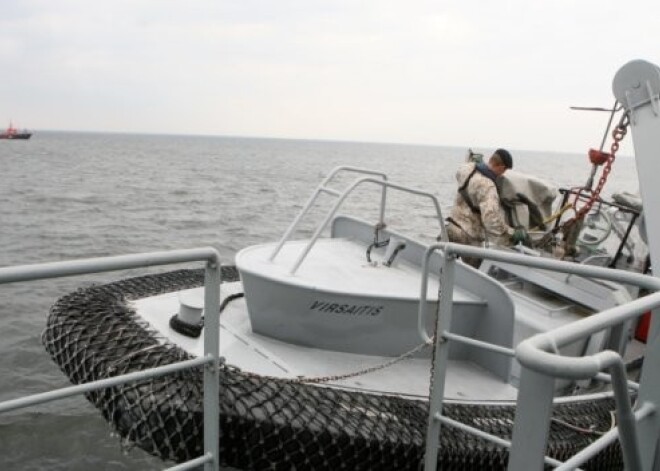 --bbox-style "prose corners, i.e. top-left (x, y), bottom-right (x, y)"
top-left (269, 166), bottom-right (388, 263)
top-left (555, 402), bottom-right (655, 471)
top-left (0, 355), bottom-right (212, 414)
top-left (0, 248), bottom-right (223, 471)
top-left (418, 244), bottom-right (660, 347)
top-left (419, 242), bottom-right (660, 471)
top-left (270, 167), bottom-right (447, 276)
